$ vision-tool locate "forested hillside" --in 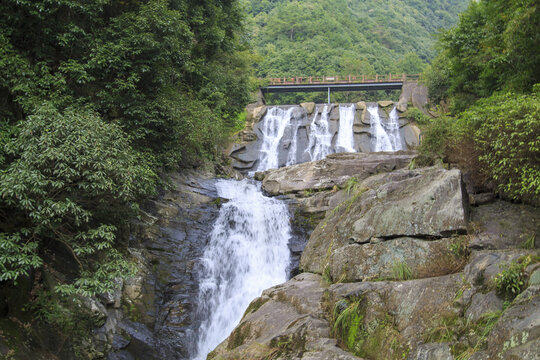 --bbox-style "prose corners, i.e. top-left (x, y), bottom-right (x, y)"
top-left (0, 0), bottom-right (252, 337)
top-left (246, 0), bottom-right (470, 77)
top-left (420, 0), bottom-right (539, 205)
